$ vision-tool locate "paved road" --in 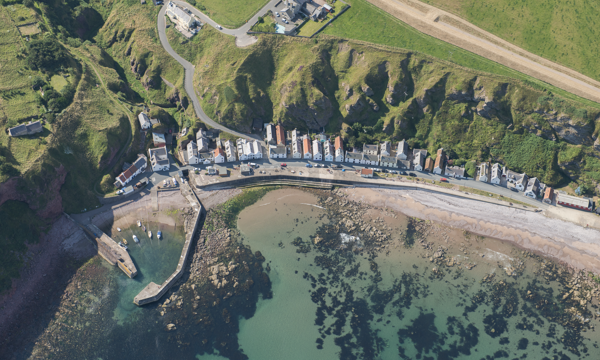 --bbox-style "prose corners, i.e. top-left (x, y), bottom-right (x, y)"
top-left (157, 4), bottom-right (261, 141)
top-left (171, 0), bottom-right (281, 47)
